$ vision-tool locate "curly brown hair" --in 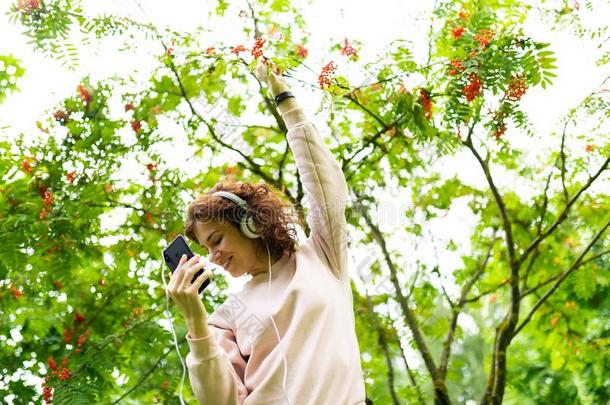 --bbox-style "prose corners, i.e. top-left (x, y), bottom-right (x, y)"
top-left (184, 181), bottom-right (305, 260)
